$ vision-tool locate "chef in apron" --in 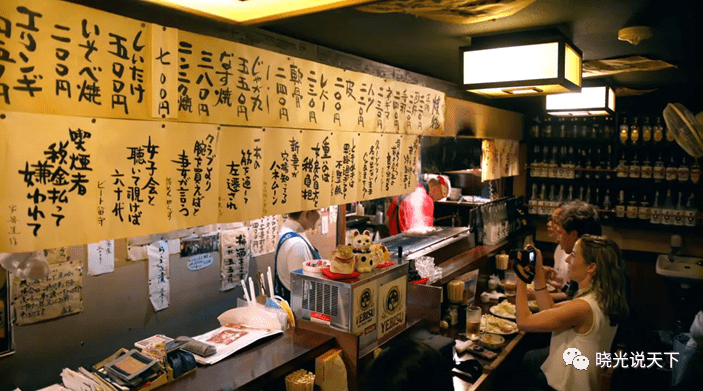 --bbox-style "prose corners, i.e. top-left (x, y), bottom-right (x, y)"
top-left (274, 210), bottom-right (322, 302)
